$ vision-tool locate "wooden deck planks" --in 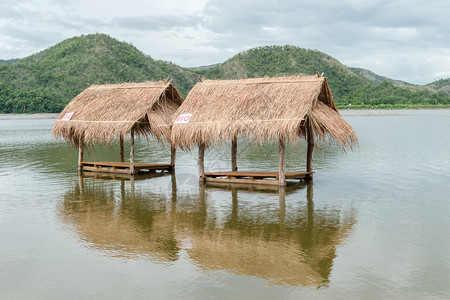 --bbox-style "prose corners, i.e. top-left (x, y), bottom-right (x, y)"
top-left (80, 161), bottom-right (173, 175)
top-left (203, 170), bottom-right (314, 186)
